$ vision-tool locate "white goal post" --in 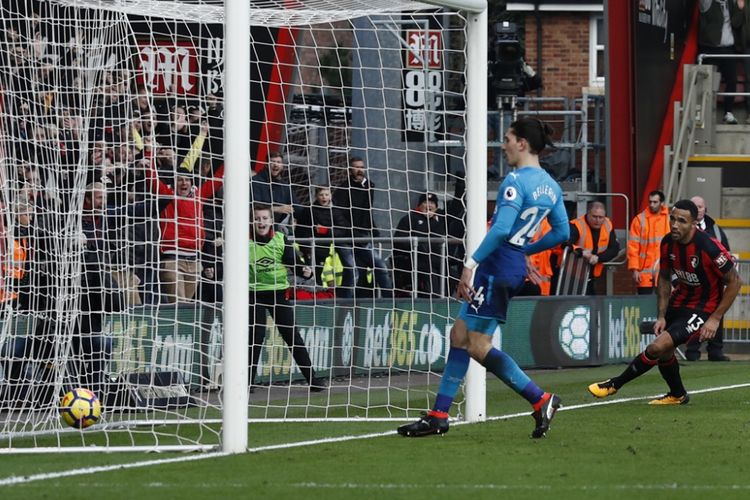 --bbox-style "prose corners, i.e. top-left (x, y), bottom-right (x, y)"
top-left (0, 0), bottom-right (488, 454)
